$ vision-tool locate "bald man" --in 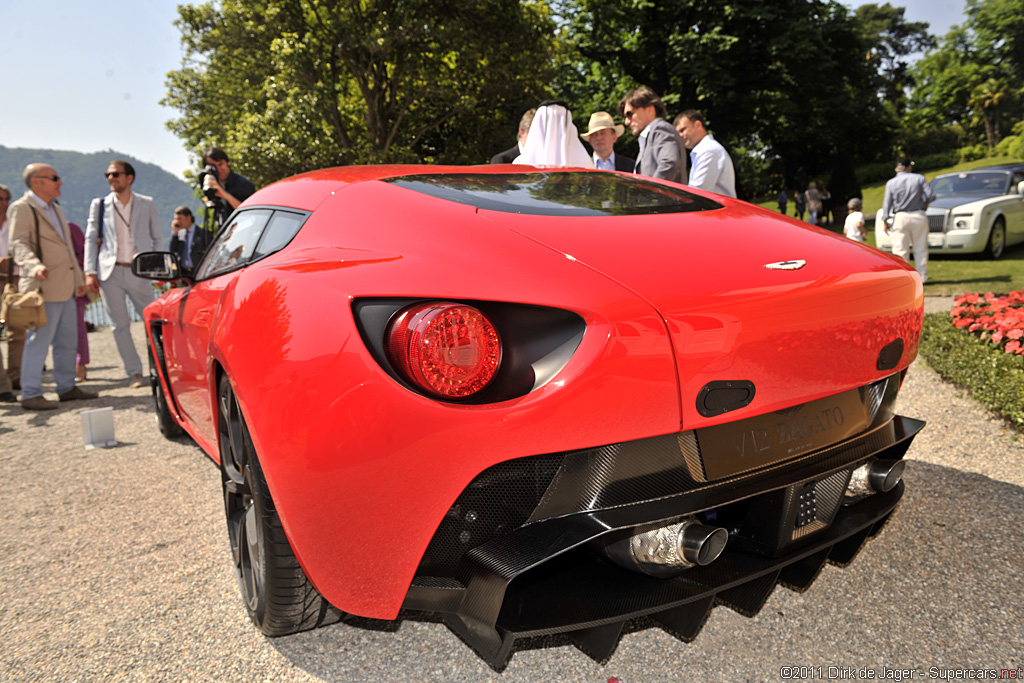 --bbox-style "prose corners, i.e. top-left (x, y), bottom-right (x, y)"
top-left (8, 164), bottom-right (98, 409)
